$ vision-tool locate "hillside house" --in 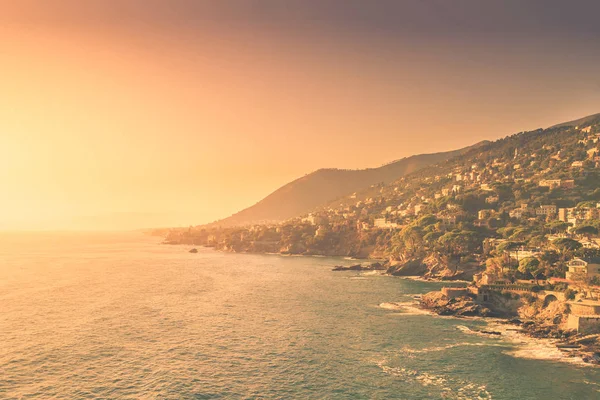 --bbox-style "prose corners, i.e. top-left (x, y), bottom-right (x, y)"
top-left (572, 161), bottom-right (585, 168)
top-left (509, 209), bottom-right (525, 219)
top-left (485, 195), bottom-right (499, 204)
top-left (566, 257), bottom-right (600, 281)
top-left (562, 180), bottom-right (575, 189)
top-left (536, 205), bottom-right (557, 217)
top-left (374, 218), bottom-right (399, 230)
top-left (558, 207), bottom-right (575, 222)
top-left (539, 179), bottom-right (562, 189)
